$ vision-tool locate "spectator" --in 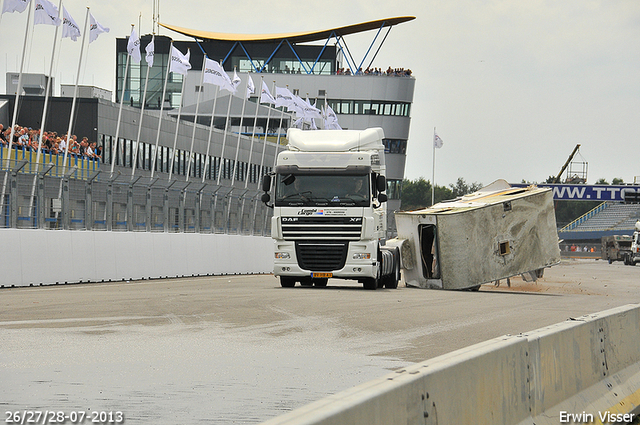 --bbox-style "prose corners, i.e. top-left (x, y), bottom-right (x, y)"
top-left (0, 124), bottom-right (7, 146)
top-left (58, 135), bottom-right (67, 153)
